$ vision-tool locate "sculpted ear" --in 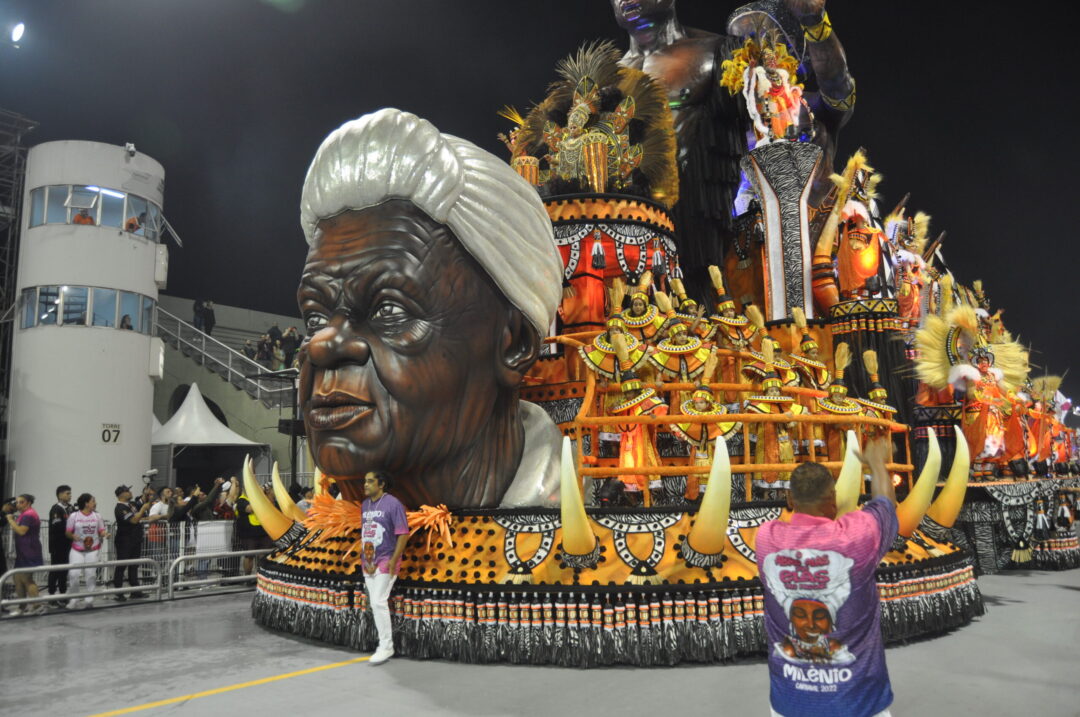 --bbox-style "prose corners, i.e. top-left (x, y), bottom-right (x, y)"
top-left (496, 308), bottom-right (541, 388)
